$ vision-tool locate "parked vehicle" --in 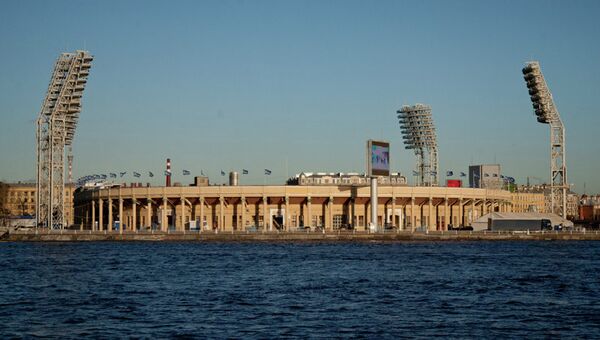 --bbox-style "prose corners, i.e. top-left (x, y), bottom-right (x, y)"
top-left (383, 223), bottom-right (397, 231)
